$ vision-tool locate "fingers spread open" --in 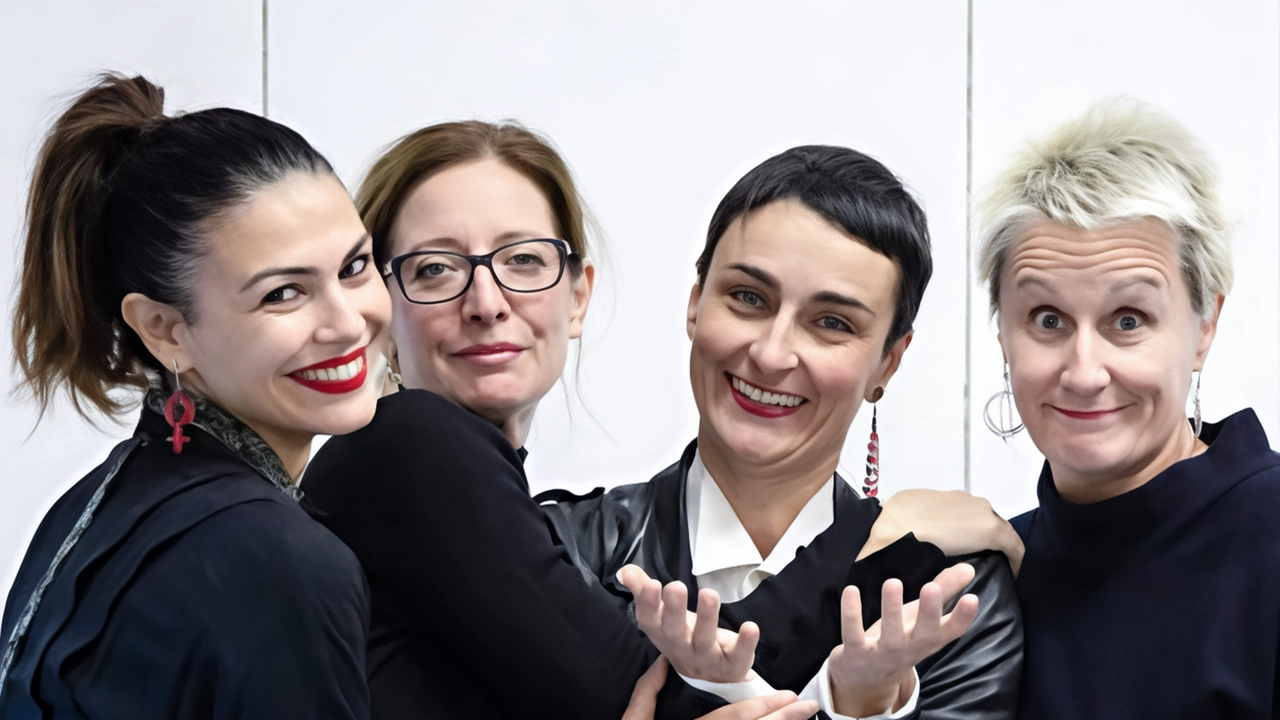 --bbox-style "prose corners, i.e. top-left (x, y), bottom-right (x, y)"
top-left (931, 562), bottom-right (977, 602)
top-left (660, 581), bottom-right (691, 641)
top-left (691, 588), bottom-right (722, 655)
top-left (939, 593), bottom-right (980, 641)
top-left (879, 579), bottom-right (905, 648)
top-left (840, 585), bottom-right (865, 648)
